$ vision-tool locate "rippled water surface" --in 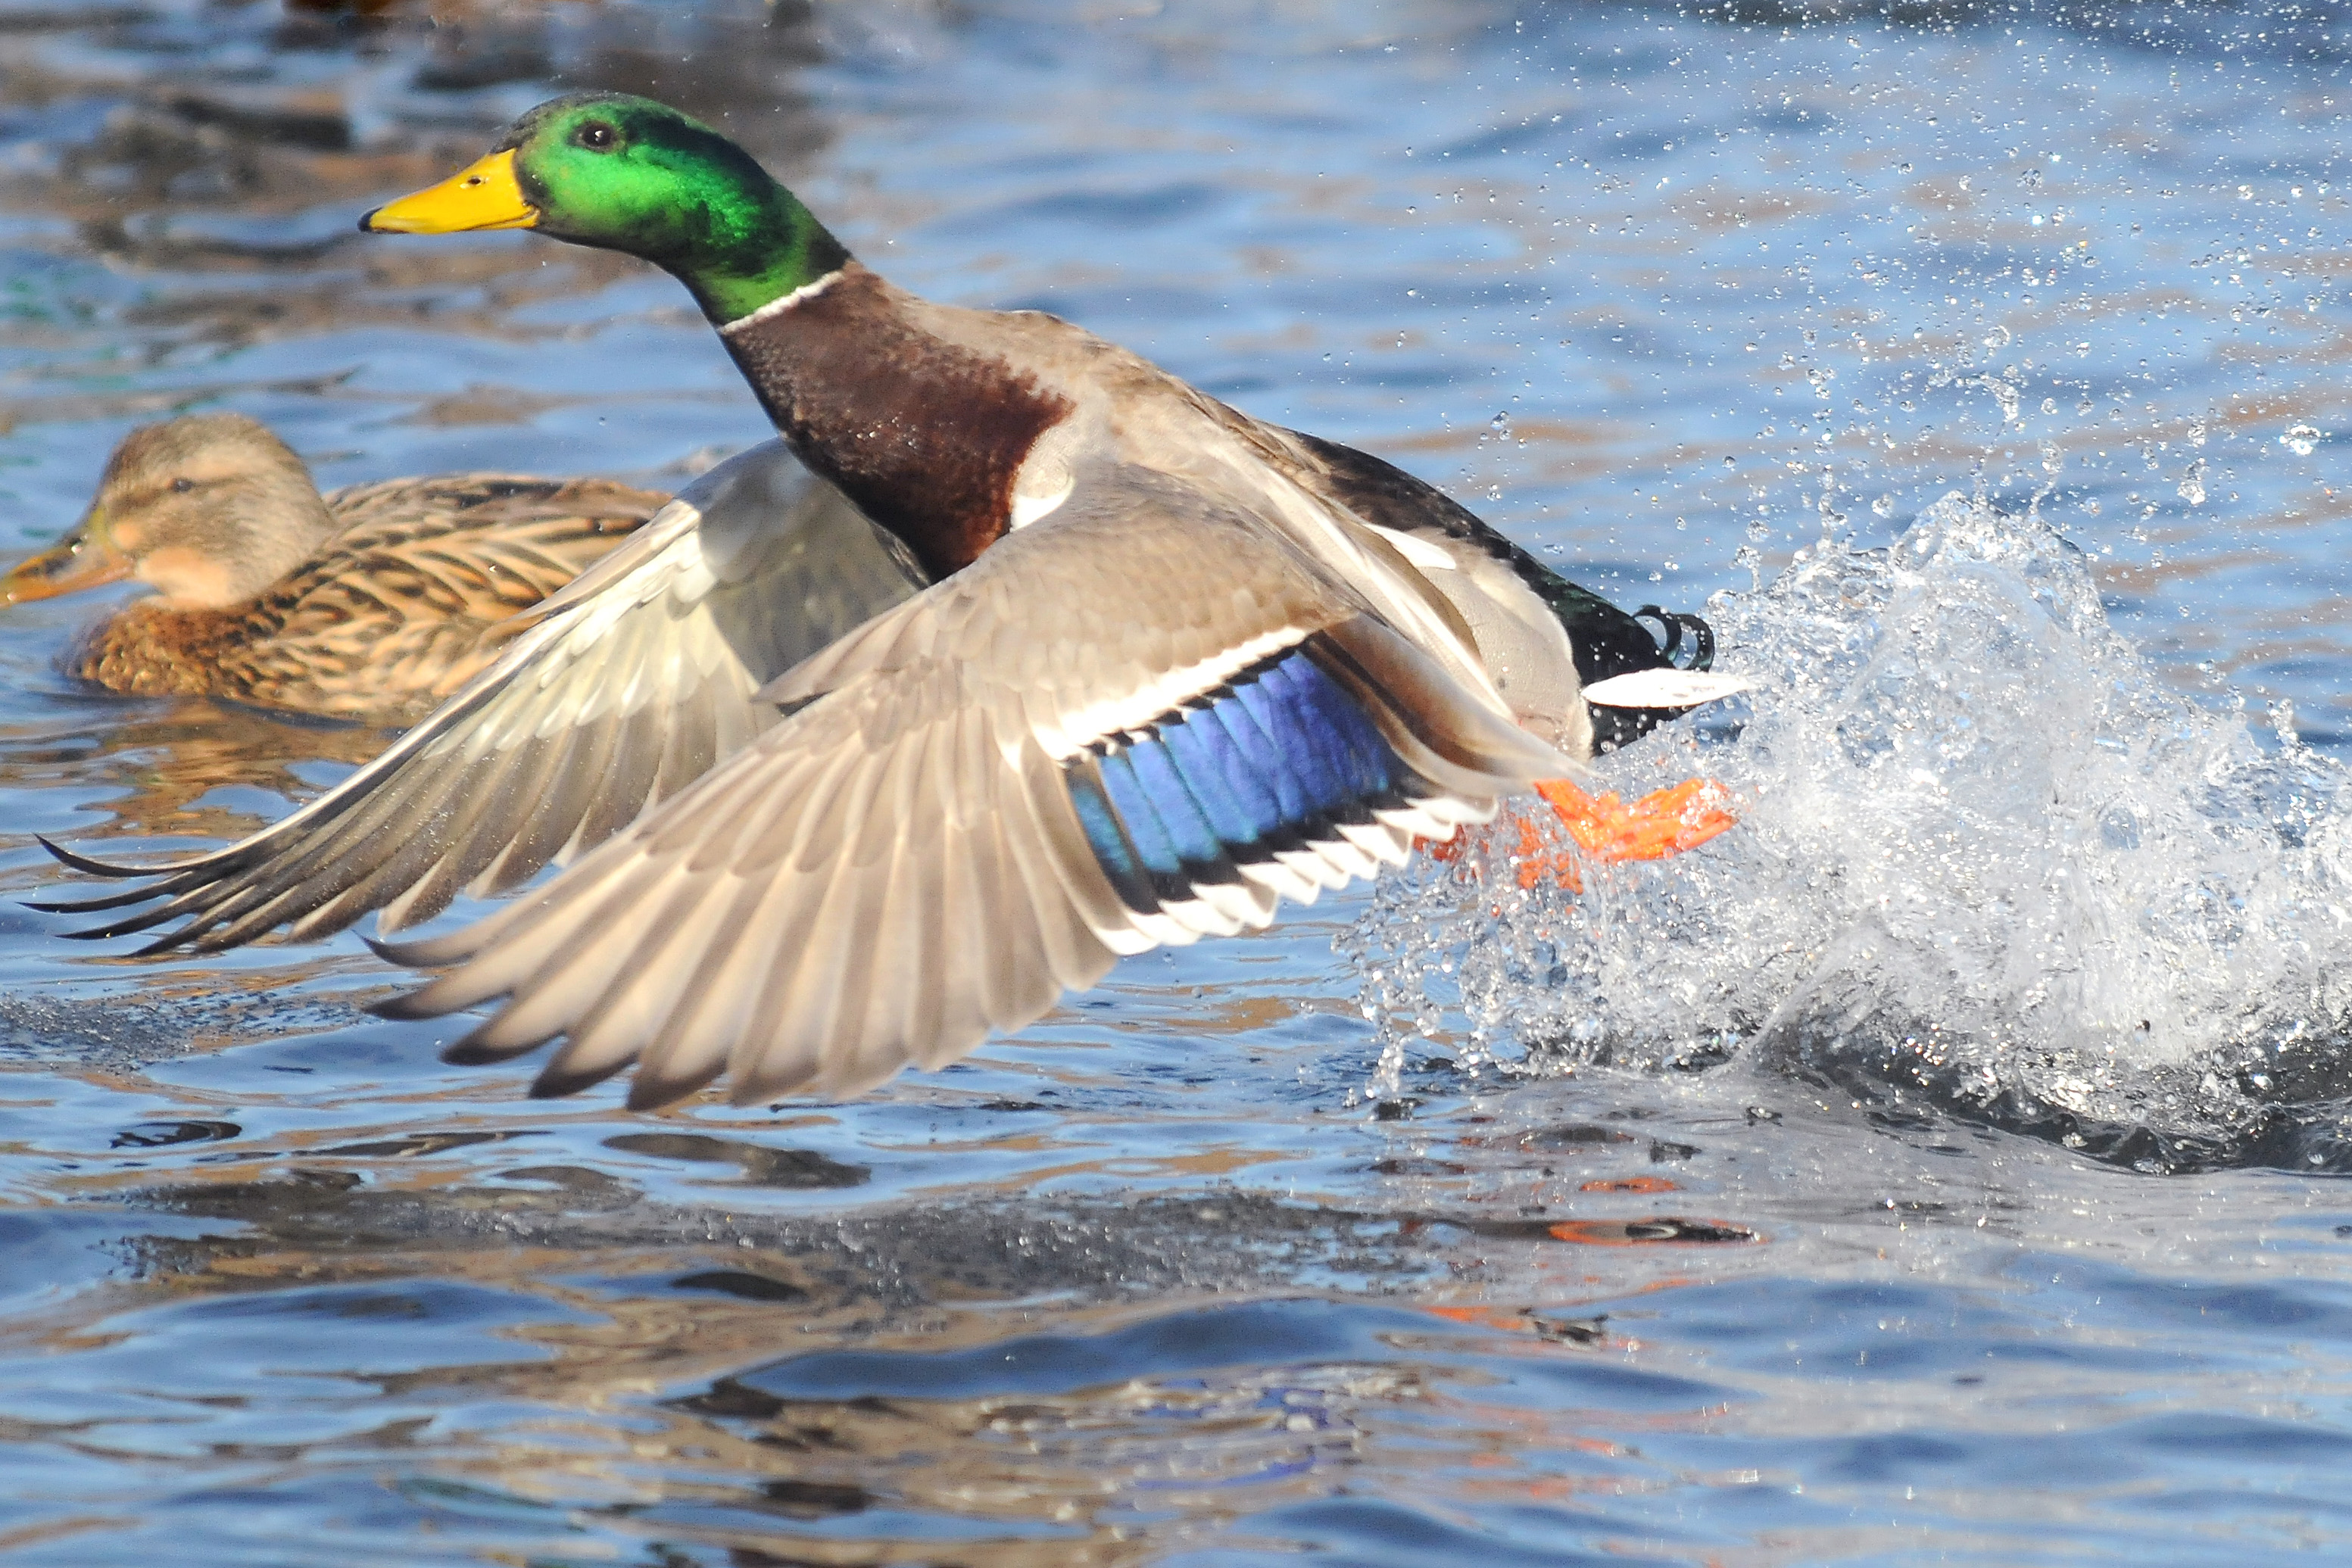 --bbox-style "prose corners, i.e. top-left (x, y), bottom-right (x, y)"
top-left (5, 2), bottom-right (2352, 1563)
